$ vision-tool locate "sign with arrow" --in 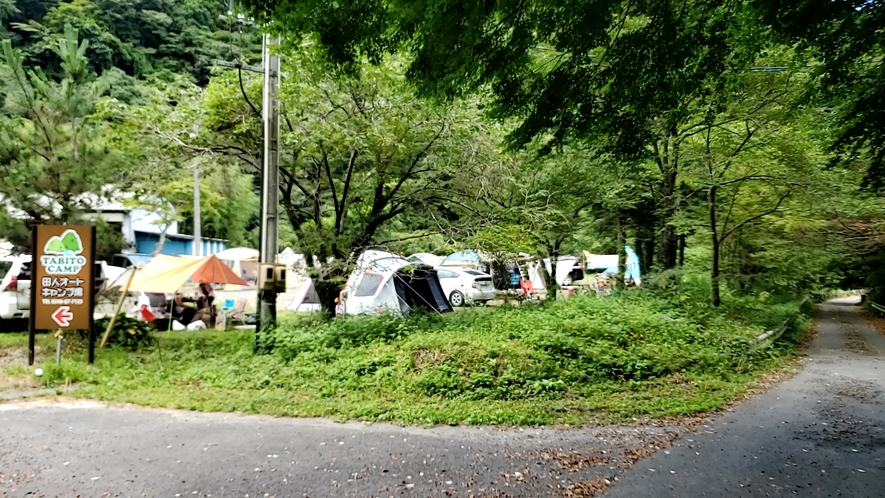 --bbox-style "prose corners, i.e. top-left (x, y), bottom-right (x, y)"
top-left (30, 225), bottom-right (97, 365)
top-left (51, 306), bottom-right (74, 328)
top-left (31, 225), bottom-right (95, 331)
